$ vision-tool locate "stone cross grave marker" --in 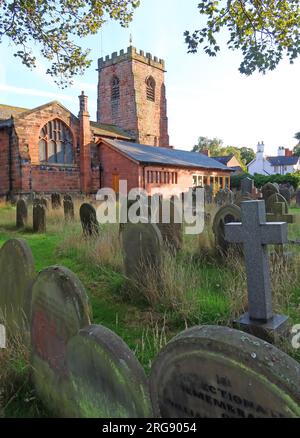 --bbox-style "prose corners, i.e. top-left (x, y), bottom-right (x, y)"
top-left (241, 177), bottom-right (254, 195)
top-left (150, 325), bottom-right (300, 418)
top-left (225, 200), bottom-right (288, 341)
top-left (0, 239), bottom-right (35, 341)
top-left (33, 202), bottom-right (46, 233)
top-left (121, 221), bottom-right (163, 281)
top-left (16, 199), bottom-right (28, 228)
top-left (80, 203), bottom-right (99, 236)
